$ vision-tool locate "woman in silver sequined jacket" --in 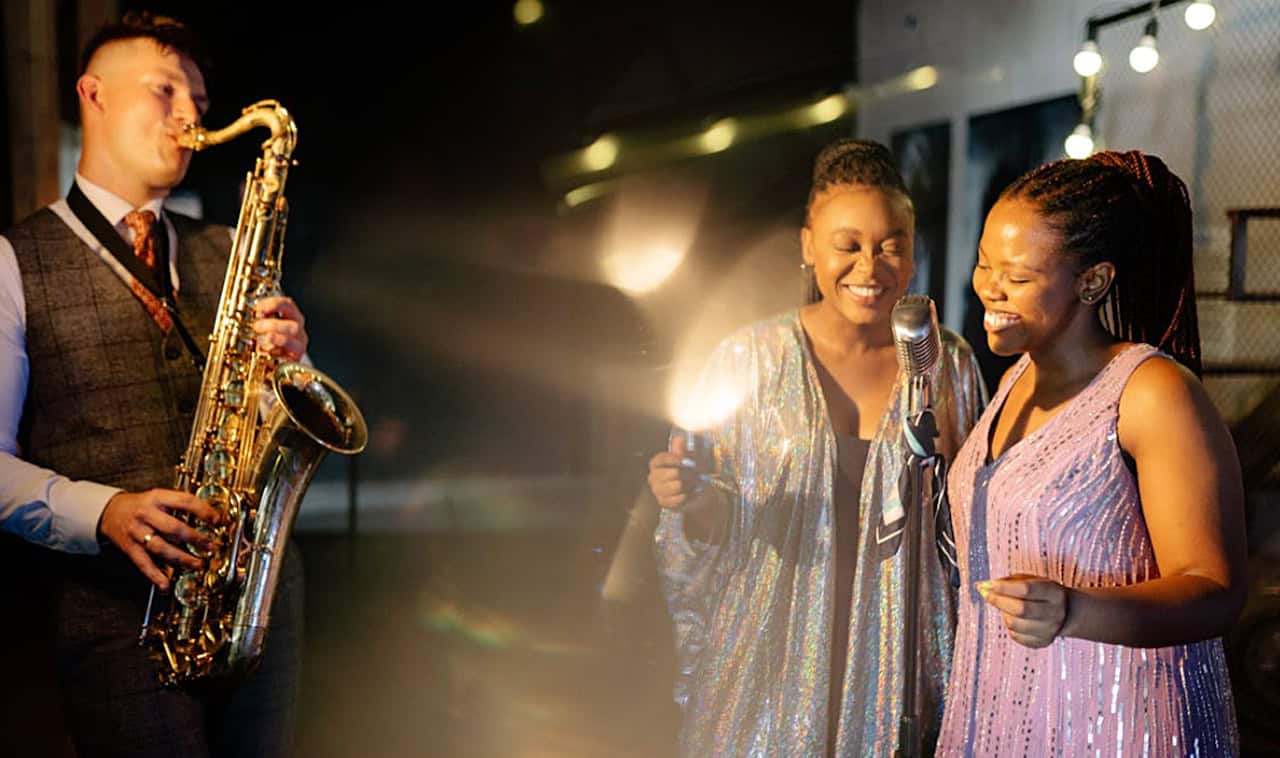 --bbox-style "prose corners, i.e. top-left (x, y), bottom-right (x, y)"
top-left (648, 139), bottom-right (987, 757)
